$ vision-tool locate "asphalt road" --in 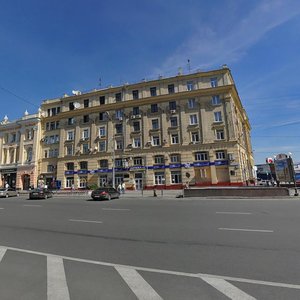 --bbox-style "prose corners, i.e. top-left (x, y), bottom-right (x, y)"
top-left (0, 193), bottom-right (299, 299)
